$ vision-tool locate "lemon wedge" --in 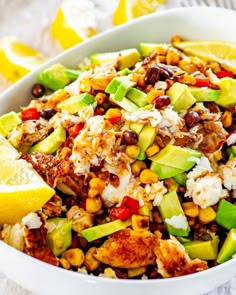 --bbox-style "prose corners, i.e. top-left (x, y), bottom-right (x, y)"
top-left (0, 36), bottom-right (46, 83)
top-left (0, 135), bottom-right (55, 225)
top-left (113, 0), bottom-right (166, 26)
top-left (173, 40), bottom-right (236, 74)
top-left (51, 0), bottom-right (97, 50)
